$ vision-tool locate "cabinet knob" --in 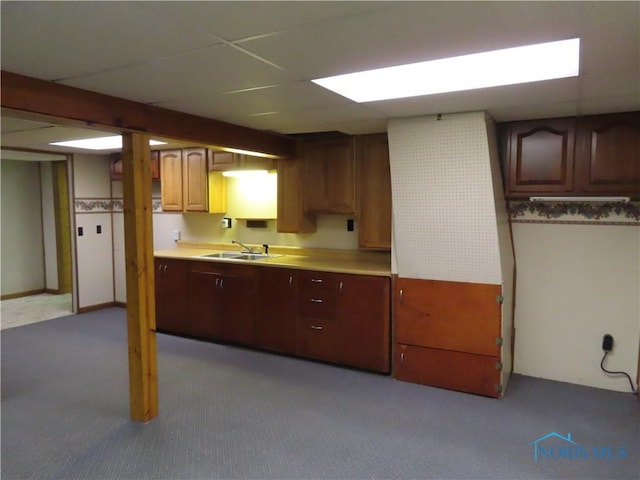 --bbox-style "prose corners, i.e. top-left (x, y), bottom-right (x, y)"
top-left (310, 325), bottom-right (323, 331)
top-left (310, 298), bottom-right (323, 303)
